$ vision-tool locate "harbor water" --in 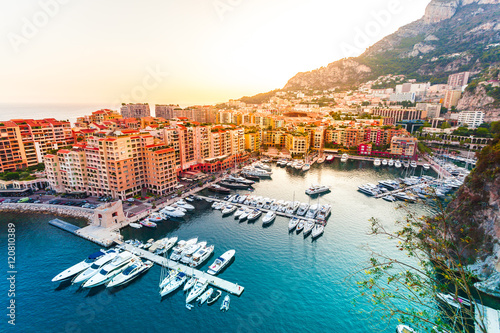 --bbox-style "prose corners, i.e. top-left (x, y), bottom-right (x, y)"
top-left (1, 160), bottom-right (438, 333)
